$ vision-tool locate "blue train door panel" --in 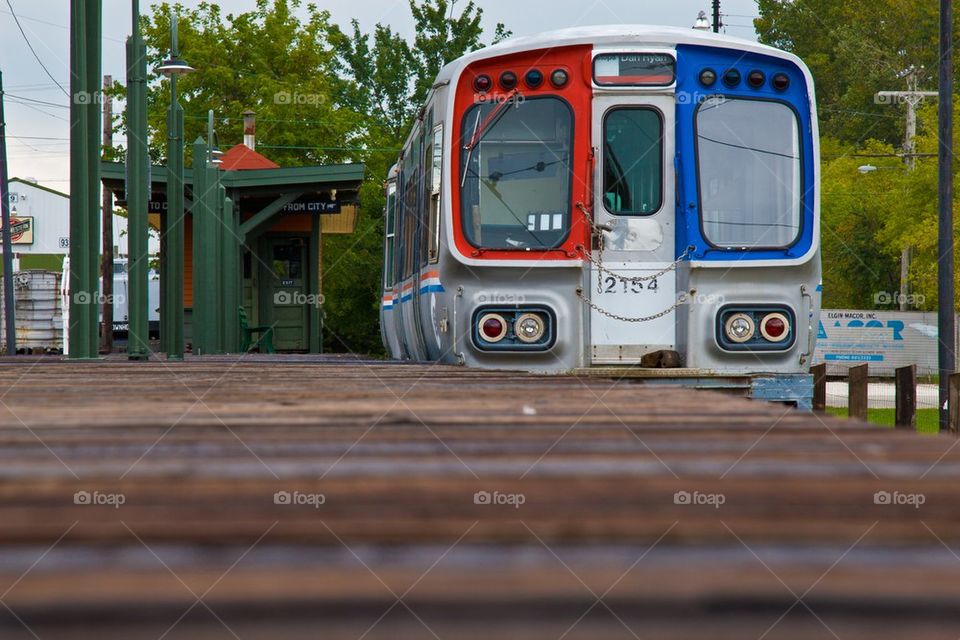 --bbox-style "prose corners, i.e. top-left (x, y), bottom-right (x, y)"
top-left (674, 45), bottom-right (815, 263)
